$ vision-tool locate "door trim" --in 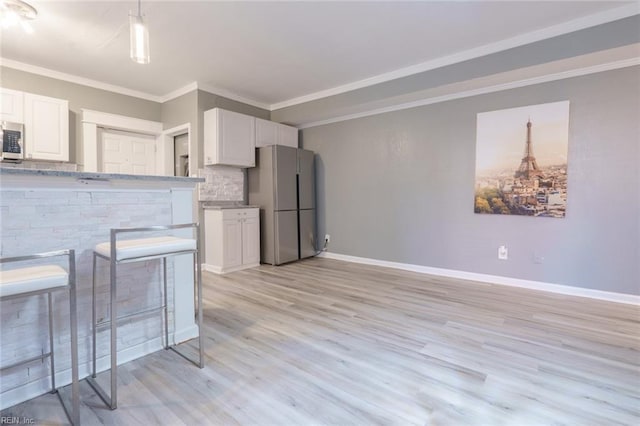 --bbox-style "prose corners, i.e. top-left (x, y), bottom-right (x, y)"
top-left (162, 123), bottom-right (192, 177)
top-left (81, 109), bottom-right (163, 173)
